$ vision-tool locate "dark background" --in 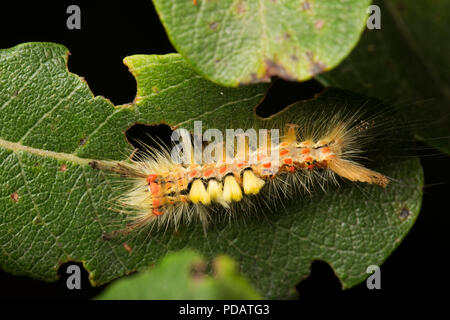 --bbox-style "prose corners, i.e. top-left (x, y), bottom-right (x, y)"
top-left (0, 0), bottom-right (448, 301)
